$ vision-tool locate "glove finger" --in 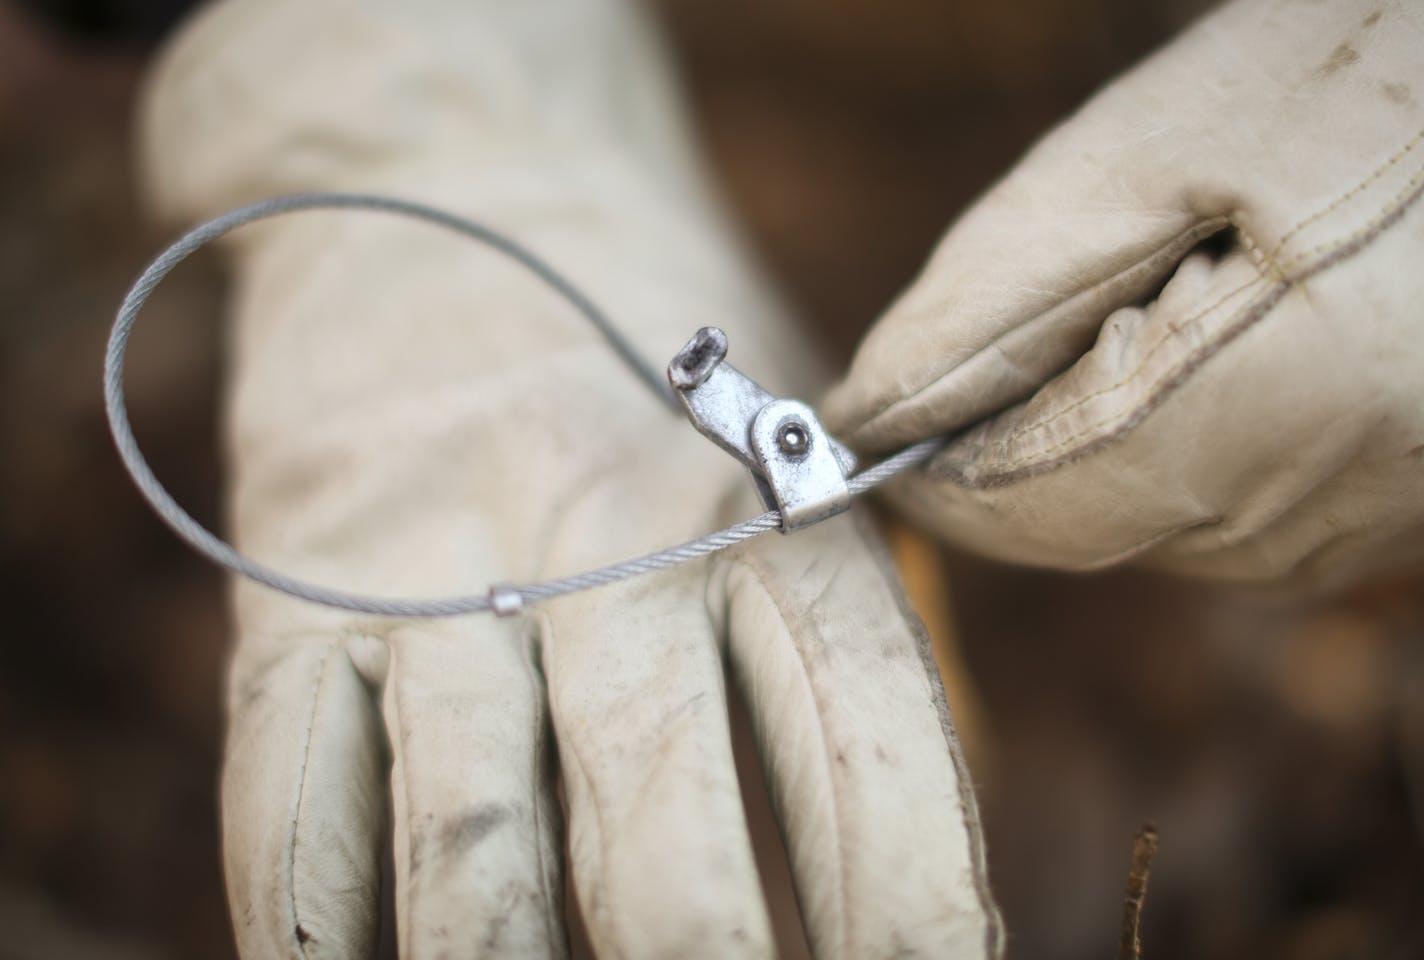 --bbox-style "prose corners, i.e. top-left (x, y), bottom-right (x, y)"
top-left (537, 455), bottom-right (776, 959)
top-left (541, 572), bottom-right (774, 959)
top-left (713, 510), bottom-right (1002, 959)
top-left (885, 246), bottom-right (1261, 571)
top-left (382, 620), bottom-right (566, 958)
top-left (223, 625), bottom-right (386, 959)
top-left (896, 194), bottom-right (1424, 580)
top-left (820, 91), bottom-right (1226, 451)
top-left (824, 0), bottom-right (1424, 455)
